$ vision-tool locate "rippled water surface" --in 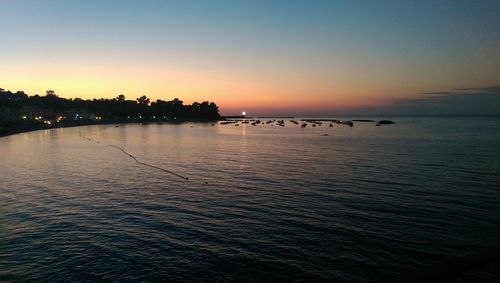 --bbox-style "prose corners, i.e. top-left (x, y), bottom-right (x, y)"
top-left (1, 117), bottom-right (499, 282)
